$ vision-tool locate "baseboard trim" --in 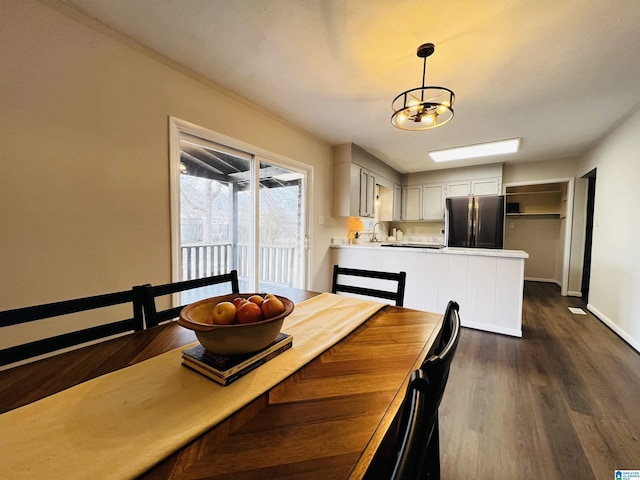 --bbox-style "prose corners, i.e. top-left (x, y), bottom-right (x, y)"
top-left (461, 321), bottom-right (522, 338)
top-left (587, 304), bottom-right (640, 354)
top-left (525, 277), bottom-right (561, 287)
top-left (567, 290), bottom-right (582, 297)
